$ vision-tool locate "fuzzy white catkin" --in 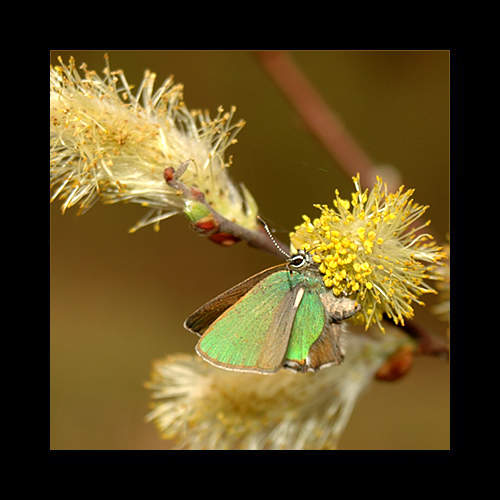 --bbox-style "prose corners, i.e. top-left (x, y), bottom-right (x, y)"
top-left (50, 56), bottom-right (258, 232)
